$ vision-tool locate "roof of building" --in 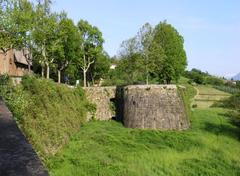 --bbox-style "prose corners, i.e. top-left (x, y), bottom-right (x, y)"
top-left (13, 49), bottom-right (32, 66)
